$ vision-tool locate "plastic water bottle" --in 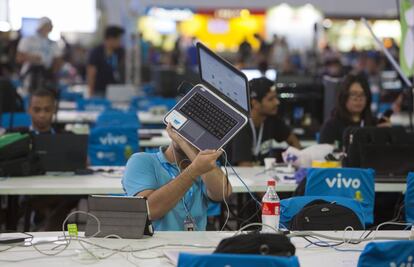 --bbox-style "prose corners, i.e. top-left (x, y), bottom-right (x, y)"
top-left (261, 180), bottom-right (280, 232)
